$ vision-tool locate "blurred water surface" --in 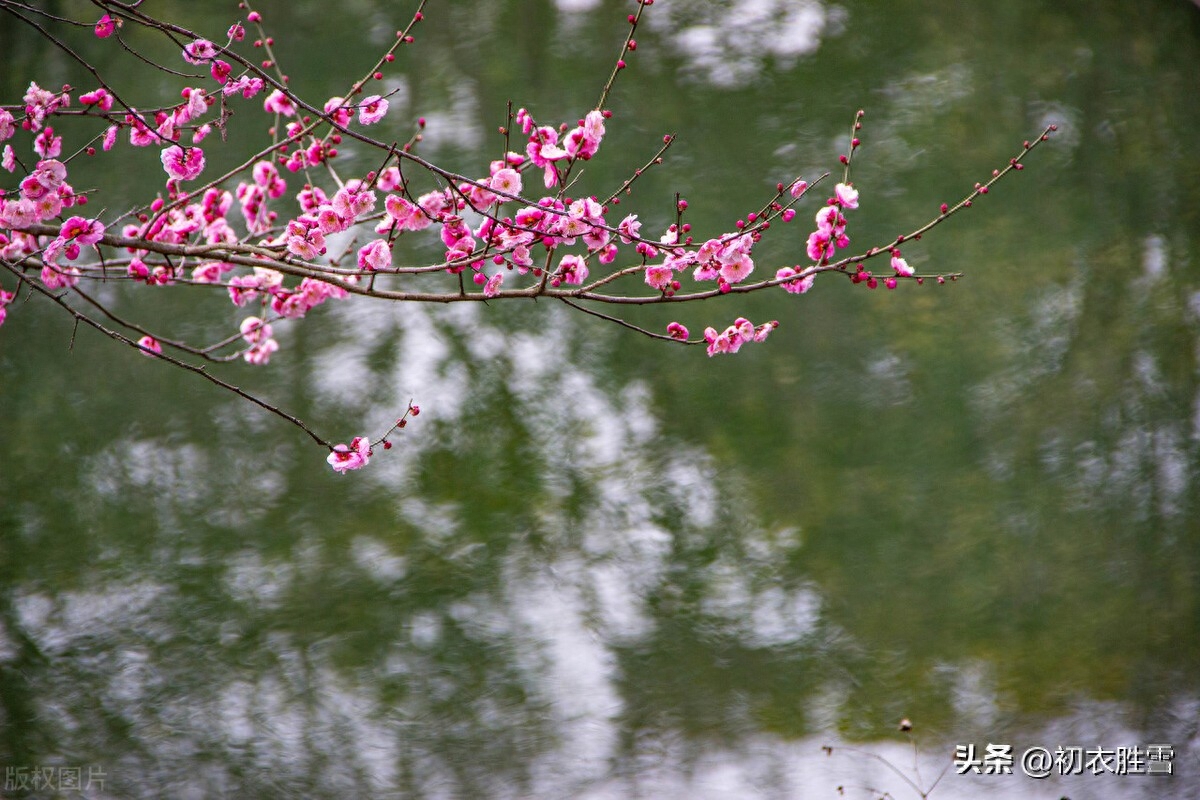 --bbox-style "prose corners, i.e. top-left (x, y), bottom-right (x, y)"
top-left (1, 0), bottom-right (1199, 797)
